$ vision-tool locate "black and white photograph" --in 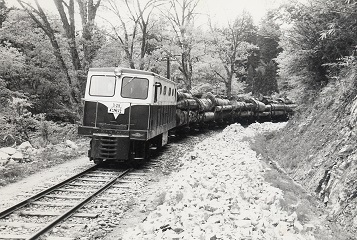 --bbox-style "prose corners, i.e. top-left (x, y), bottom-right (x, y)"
top-left (0, 0), bottom-right (356, 239)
